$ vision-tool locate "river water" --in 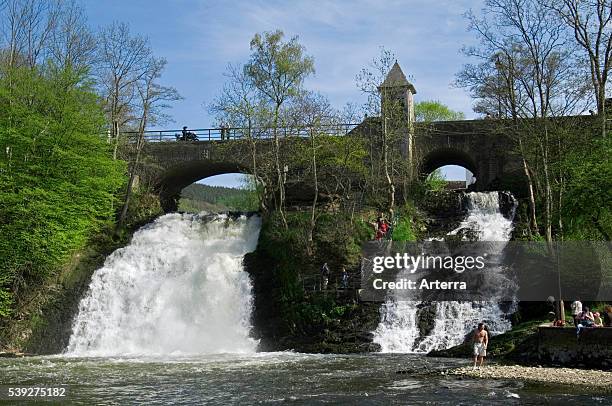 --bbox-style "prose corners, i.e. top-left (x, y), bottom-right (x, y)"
top-left (0, 208), bottom-right (609, 404)
top-left (1, 353), bottom-right (608, 404)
